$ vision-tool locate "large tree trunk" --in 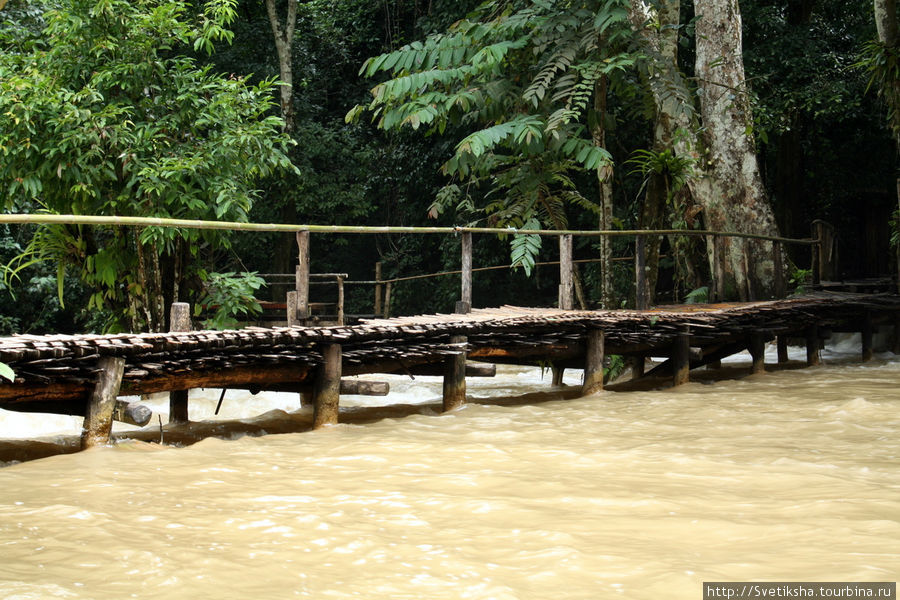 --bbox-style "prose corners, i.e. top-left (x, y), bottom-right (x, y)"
top-left (691, 0), bottom-right (780, 300)
top-left (265, 0), bottom-right (297, 135)
top-left (630, 0), bottom-right (781, 301)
